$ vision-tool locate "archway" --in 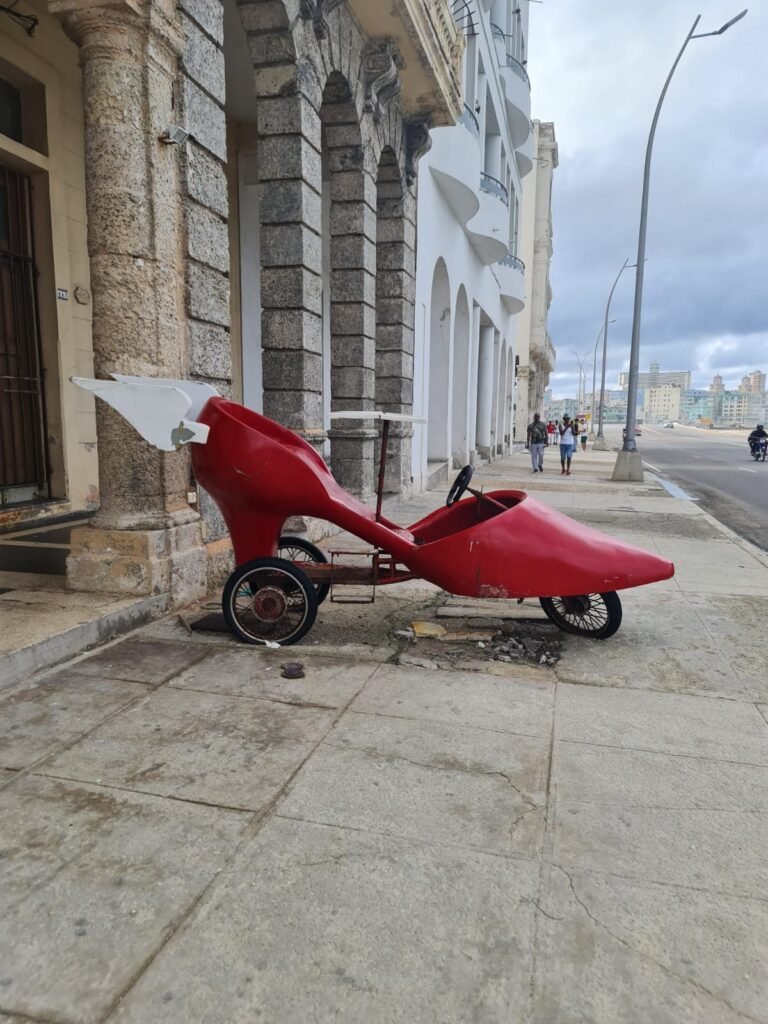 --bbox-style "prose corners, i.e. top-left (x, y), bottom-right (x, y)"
top-left (427, 259), bottom-right (451, 467)
top-left (451, 286), bottom-right (471, 467)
